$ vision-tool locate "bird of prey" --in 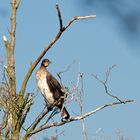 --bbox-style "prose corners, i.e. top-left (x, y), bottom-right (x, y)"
top-left (36, 59), bottom-right (70, 120)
